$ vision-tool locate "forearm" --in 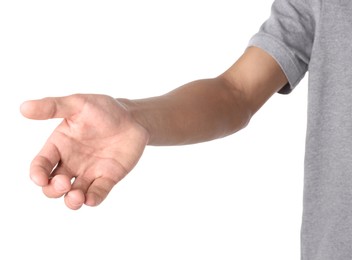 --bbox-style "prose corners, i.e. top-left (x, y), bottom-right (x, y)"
top-left (118, 77), bottom-right (252, 146)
